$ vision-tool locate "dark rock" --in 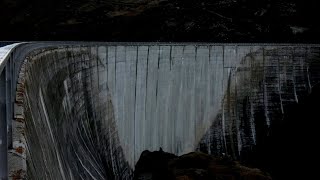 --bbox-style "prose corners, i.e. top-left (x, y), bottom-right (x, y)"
top-left (134, 148), bottom-right (177, 180)
top-left (1, 0), bottom-right (320, 42)
top-left (134, 150), bottom-right (272, 180)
